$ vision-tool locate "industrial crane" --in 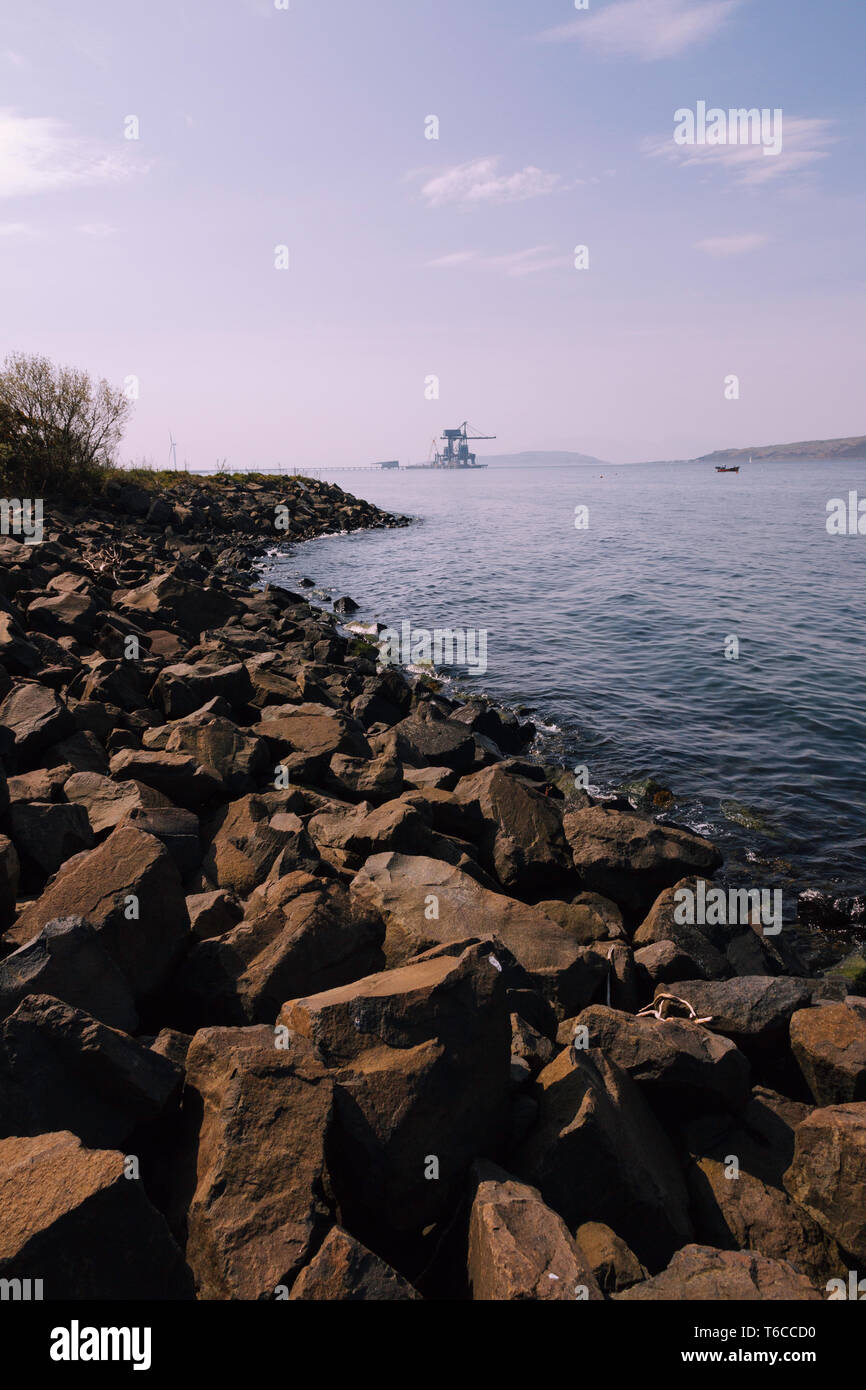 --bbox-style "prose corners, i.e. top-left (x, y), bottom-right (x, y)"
top-left (434, 421), bottom-right (496, 469)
